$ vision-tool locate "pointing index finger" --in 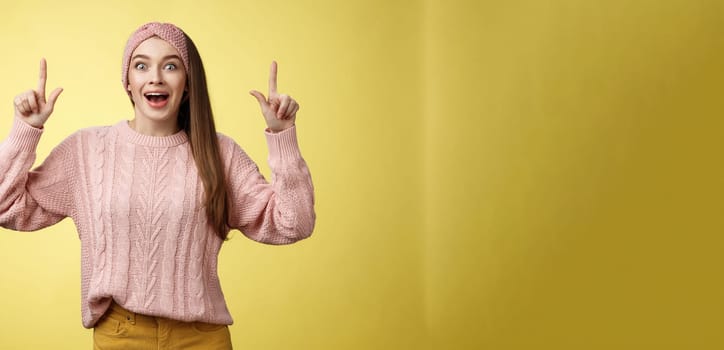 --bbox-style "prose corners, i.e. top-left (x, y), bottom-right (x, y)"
top-left (38, 58), bottom-right (47, 99)
top-left (268, 60), bottom-right (278, 95)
